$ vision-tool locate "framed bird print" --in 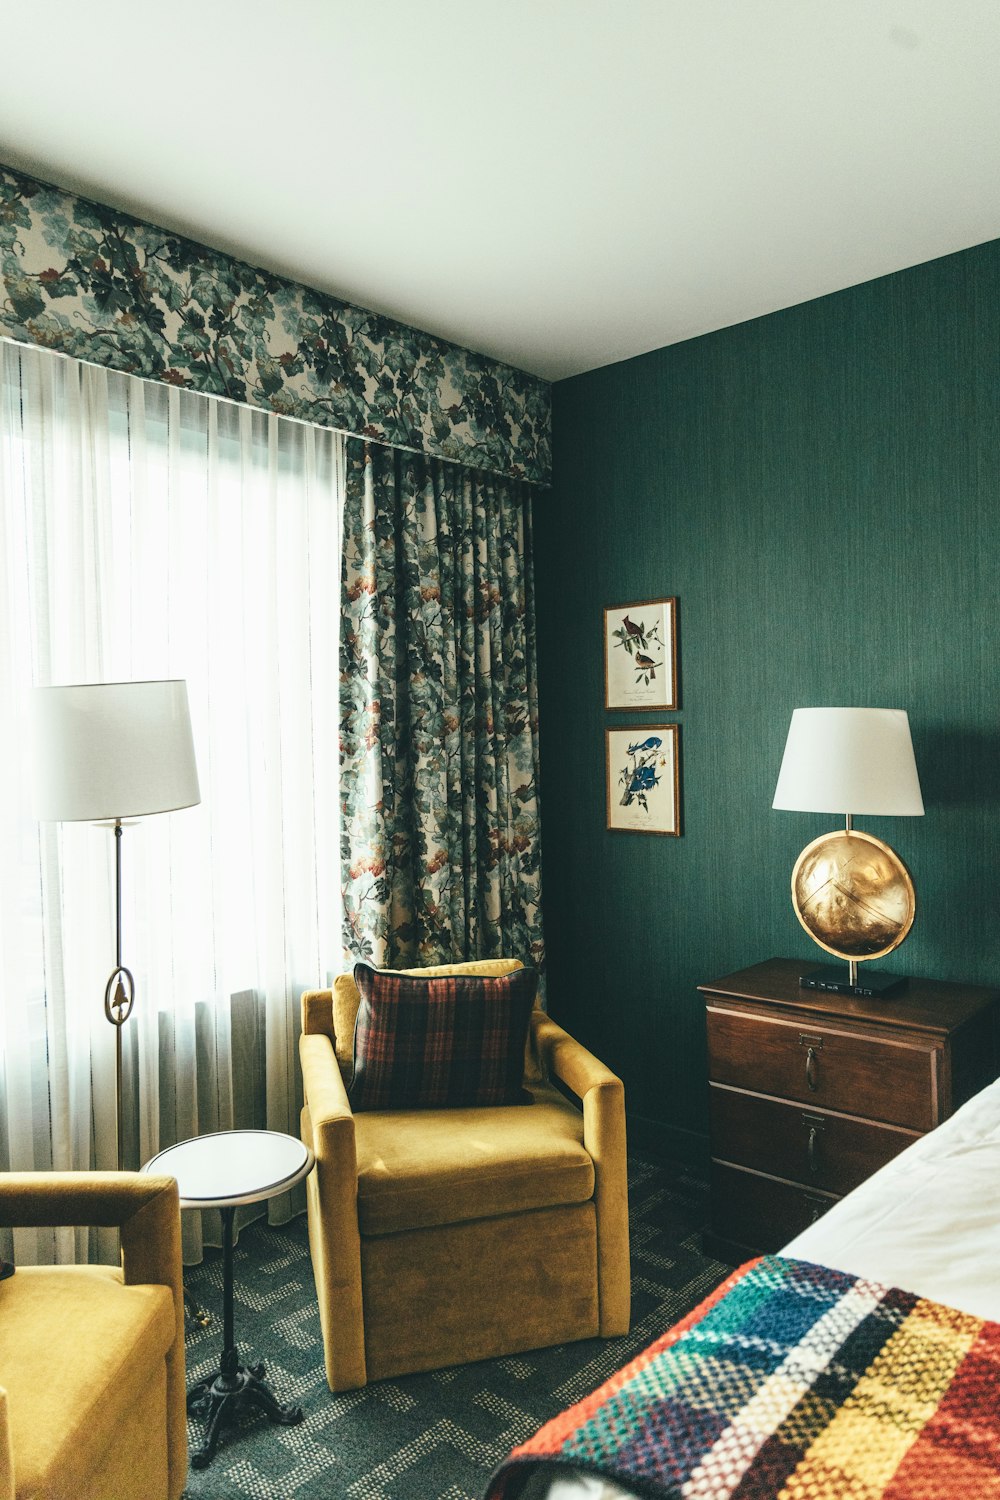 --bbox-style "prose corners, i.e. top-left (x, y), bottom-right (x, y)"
top-left (604, 597), bottom-right (678, 710)
top-left (606, 725), bottom-right (681, 836)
